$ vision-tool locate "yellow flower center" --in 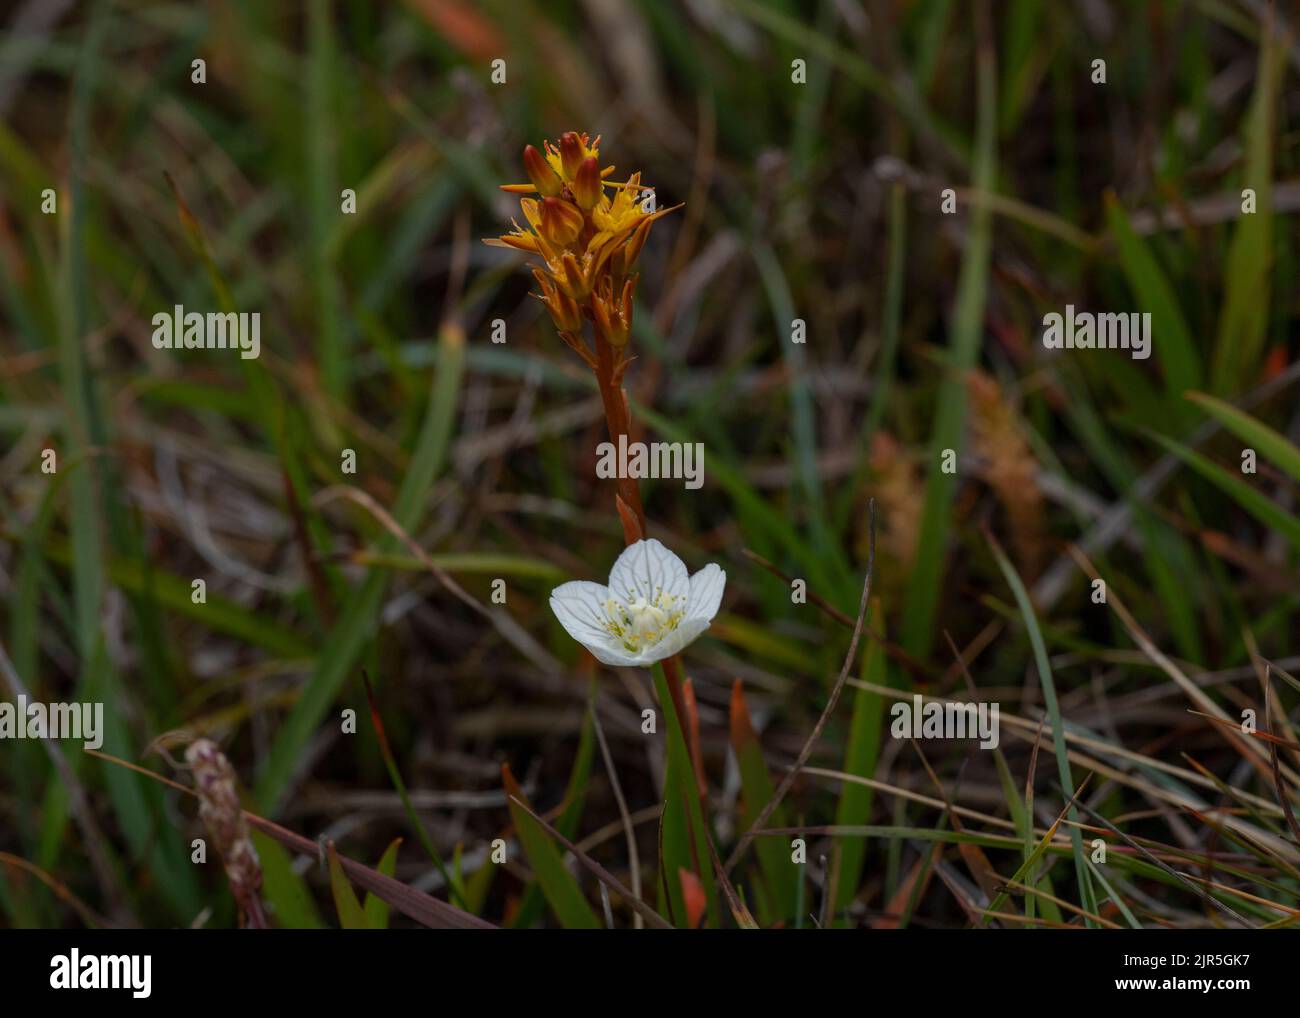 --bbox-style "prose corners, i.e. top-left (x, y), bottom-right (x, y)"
top-left (603, 589), bottom-right (685, 653)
